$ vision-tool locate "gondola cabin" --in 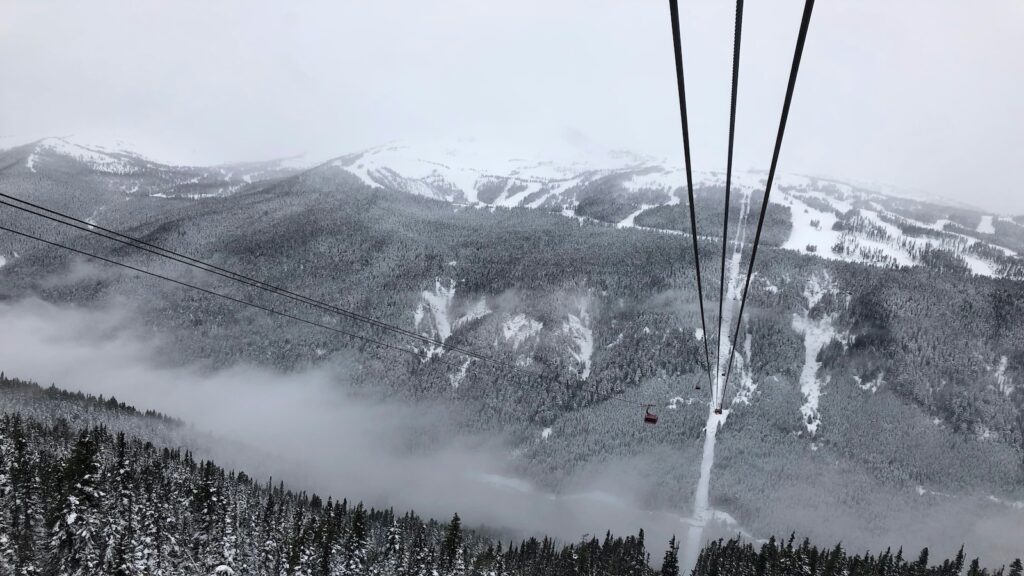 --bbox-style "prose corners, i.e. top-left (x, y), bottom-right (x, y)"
top-left (643, 405), bottom-right (658, 425)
